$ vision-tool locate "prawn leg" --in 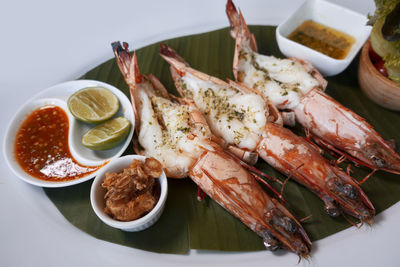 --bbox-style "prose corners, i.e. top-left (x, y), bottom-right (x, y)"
top-left (160, 43), bottom-right (375, 224)
top-left (113, 41), bottom-right (312, 257)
